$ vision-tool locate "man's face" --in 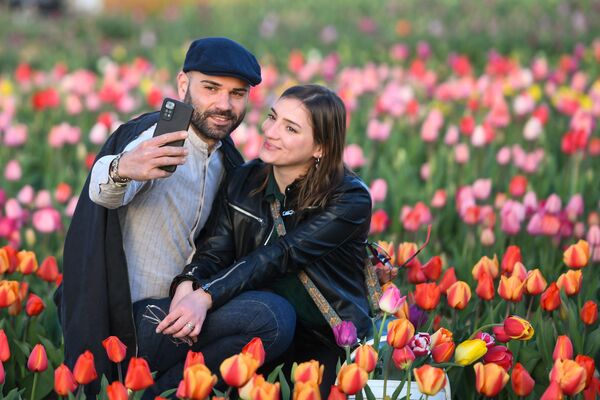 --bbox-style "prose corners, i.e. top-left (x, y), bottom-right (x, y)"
top-left (179, 71), bottom-right (249, 142)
